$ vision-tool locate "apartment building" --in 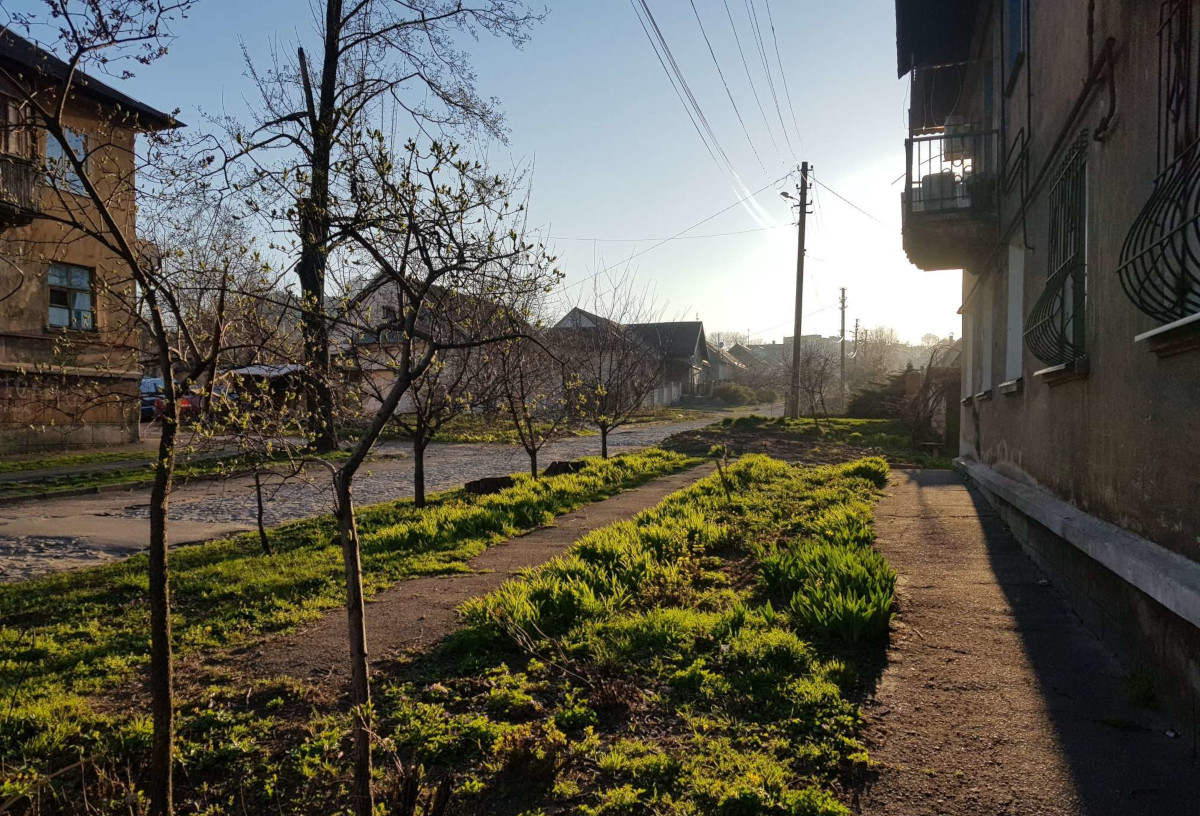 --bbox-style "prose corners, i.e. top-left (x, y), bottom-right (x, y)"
top-left (894, 0), bottom-right (1200, 733)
